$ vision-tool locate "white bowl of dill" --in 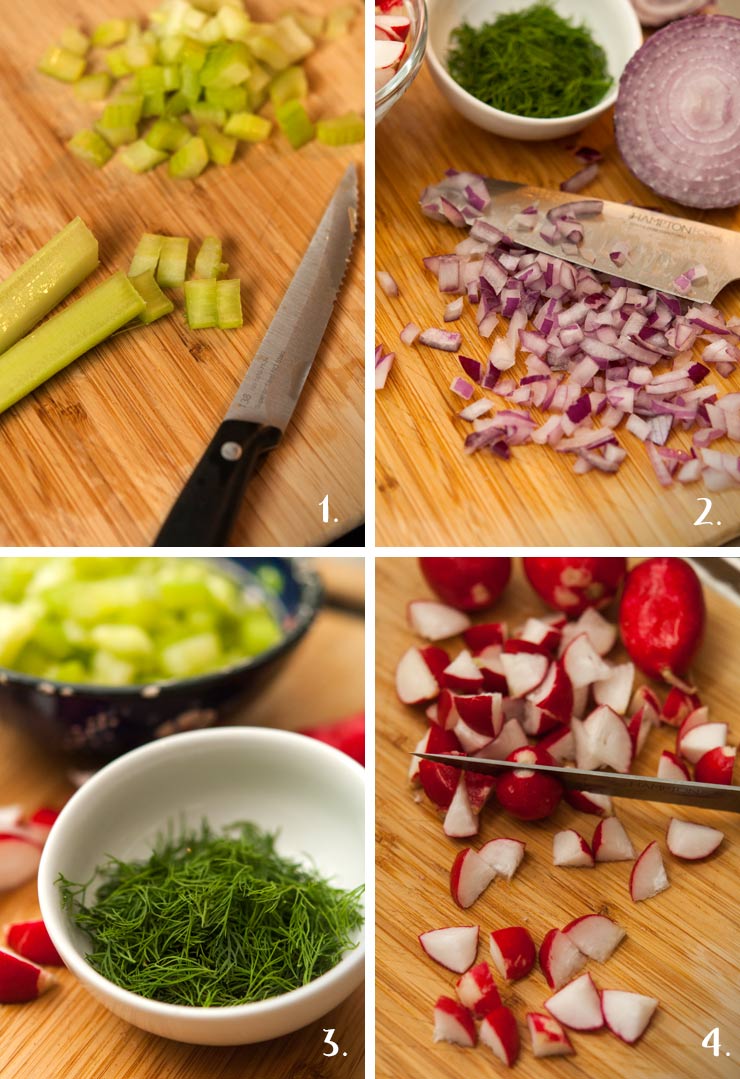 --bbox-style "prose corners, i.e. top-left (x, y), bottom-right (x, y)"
top-left (38, 727), bottom-right (365, 1045)
top-left (426, 0), bottom-right (643, 140)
